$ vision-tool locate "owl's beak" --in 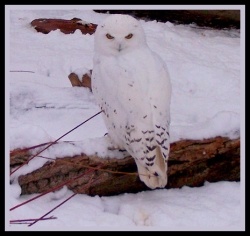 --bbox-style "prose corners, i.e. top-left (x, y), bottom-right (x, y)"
top-left (118, 44), bottom-right (122, 52)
